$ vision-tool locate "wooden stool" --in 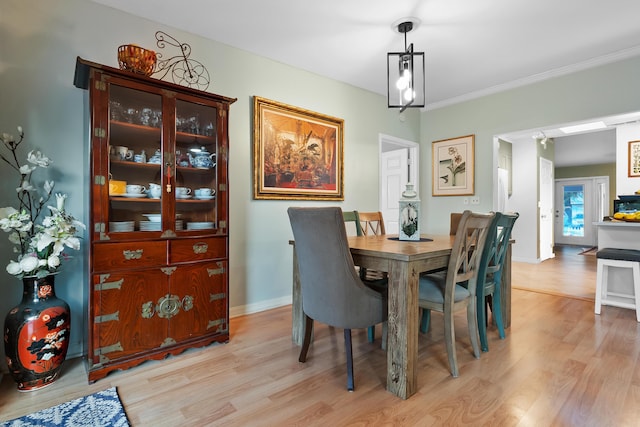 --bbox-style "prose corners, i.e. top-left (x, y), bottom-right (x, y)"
top-left (595, 248), bottom-right (640, 322)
